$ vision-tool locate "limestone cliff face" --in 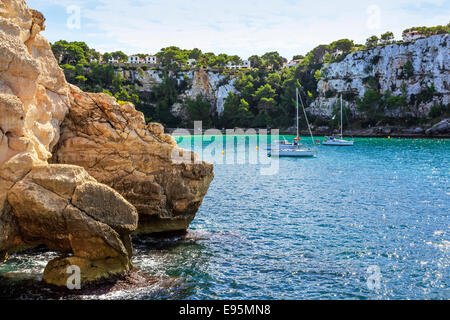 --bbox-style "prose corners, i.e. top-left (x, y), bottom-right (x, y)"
top-left (0, 0), bottom-right (213, 286)
top-left (311, 34), bottom-right (449, 118)
top-left (182, 69), bottom-right (237, 116)
top-left (123, 68), bottom-right (236, 117)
